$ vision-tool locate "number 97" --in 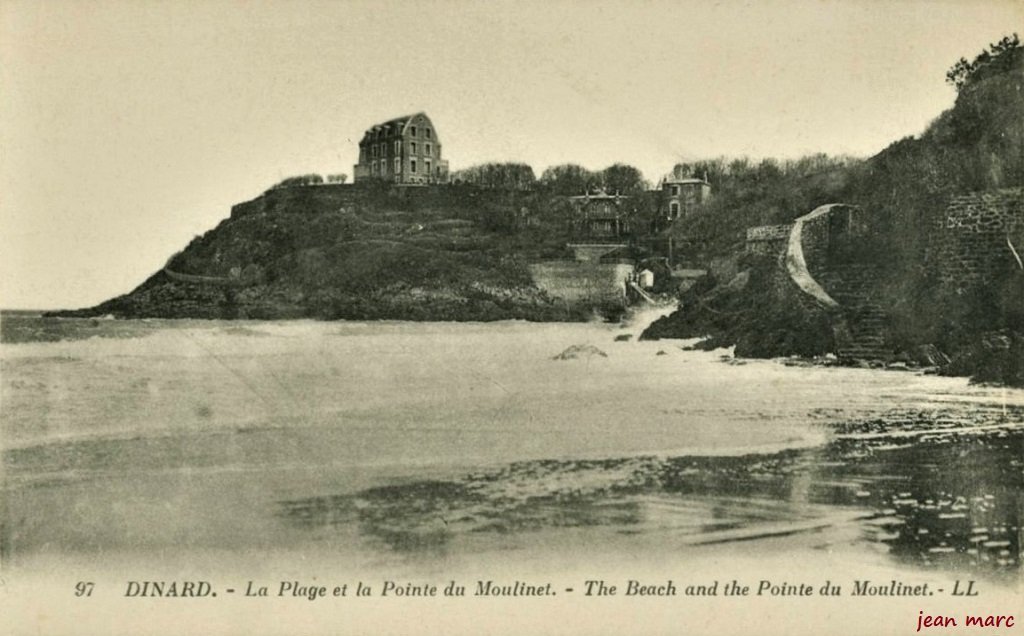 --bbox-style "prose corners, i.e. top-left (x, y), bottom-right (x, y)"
top-left (74, 581), bottom-right (95, 597)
